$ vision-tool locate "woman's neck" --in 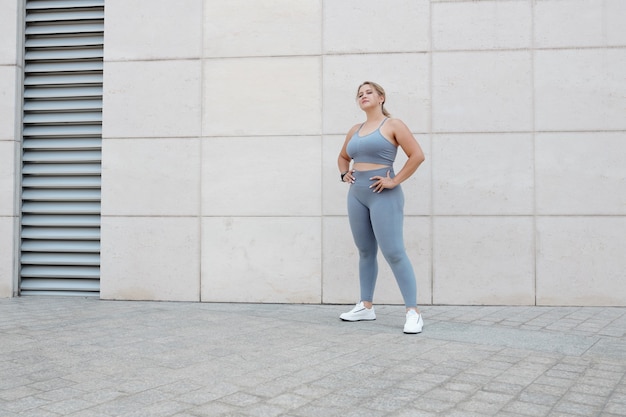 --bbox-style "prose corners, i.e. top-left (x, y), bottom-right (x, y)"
top-left (364, 108), bottom-right (385, 122)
